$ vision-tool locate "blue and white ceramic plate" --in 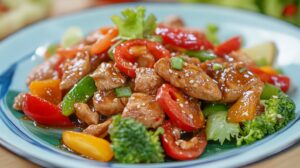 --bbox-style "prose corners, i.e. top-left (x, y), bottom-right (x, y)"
top-left (0, 3), bottom-right (299, 168)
